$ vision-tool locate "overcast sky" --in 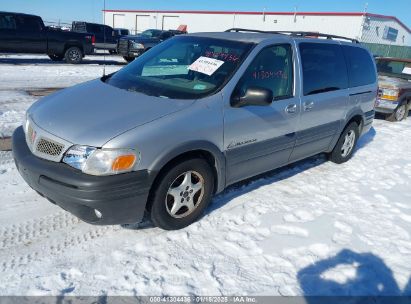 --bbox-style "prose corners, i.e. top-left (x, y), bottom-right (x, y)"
top-left (2, 0), bottom-right (411, 28)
